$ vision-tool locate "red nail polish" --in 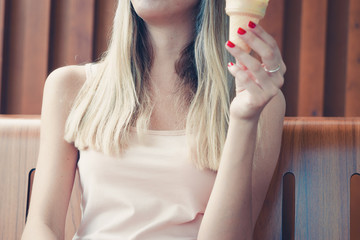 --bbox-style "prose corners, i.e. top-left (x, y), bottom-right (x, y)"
top-left (248, 21), bottom-right (256, 29)
top-left (237, 27), bottom-right (247, 35)
top-left (228, 62), bottom-right (234, 67)
top-left (227, 40), bottom-right (235, 48)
